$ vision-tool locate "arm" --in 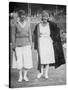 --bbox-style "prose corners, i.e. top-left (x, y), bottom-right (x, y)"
top-left (15, 21), bottom-right (23, 32)
top-left (33, 24), bottom-right (38, 50)
top-left (28, 22), bottom-right (33, 48)
top-left (51, 22), bottom-right (61, 43)
top-left (10, 19), bottom-right (16, 50)
top-left (56, 26), bottom-right (61, 43)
